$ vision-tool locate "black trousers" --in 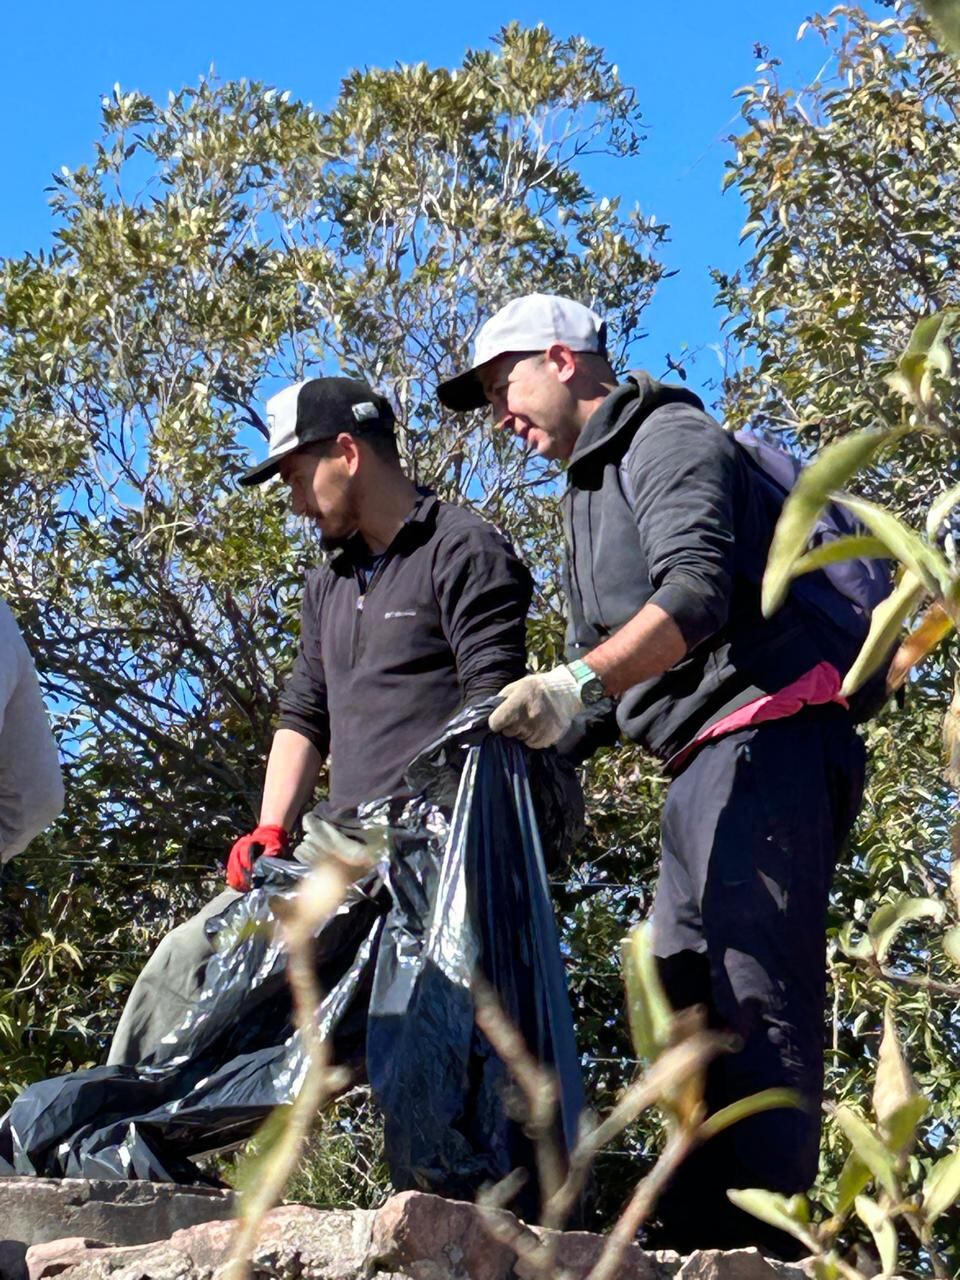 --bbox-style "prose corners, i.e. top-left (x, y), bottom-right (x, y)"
top-left (650, 705), bottom-right (865, 1256)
